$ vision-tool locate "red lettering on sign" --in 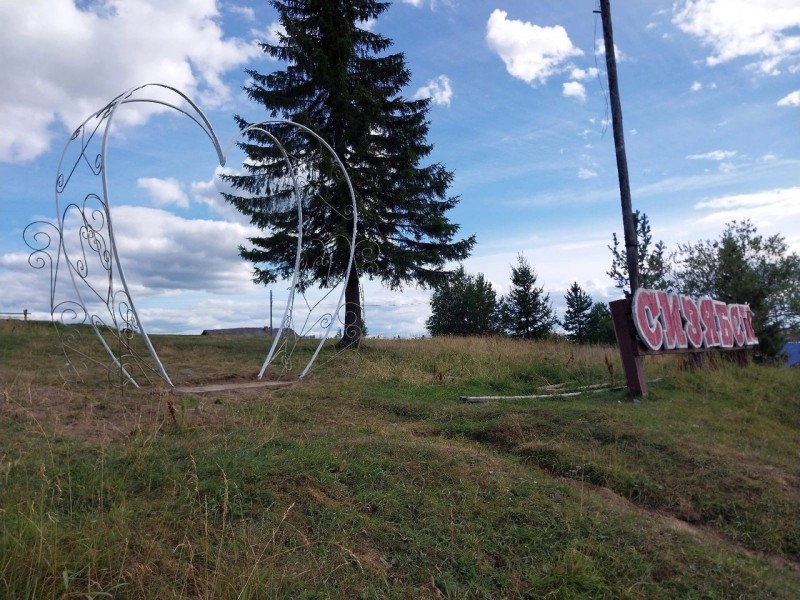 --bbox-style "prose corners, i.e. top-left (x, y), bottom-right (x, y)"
top-left (729, 305), bottom-right (746, 347)
top-left (714, 301), bottom-right (735, 348)
top-left (698, 297), bottom-right (720, 347)
top-left (631, 289), bottom-right (758, 352)
top-left (680, 295), bottom-right (703, 348)
top-left (740, 305), bottom-right (759, 345)
top-left (632, 289), bottom-right (663, 351)
top-left (657, 291), bottom-right (688, 349)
